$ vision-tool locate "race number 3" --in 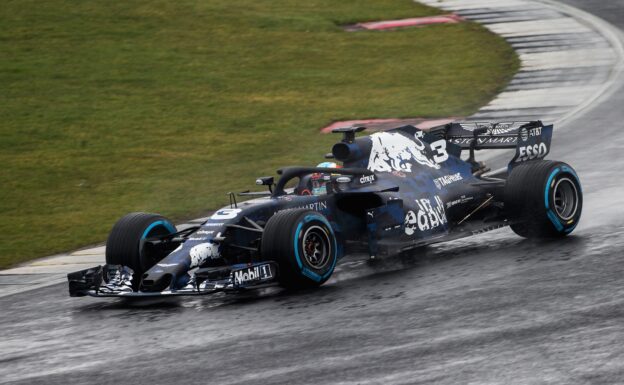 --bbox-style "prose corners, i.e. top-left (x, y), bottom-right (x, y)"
top-left (431, 140), bottom-right (449, 164)
top-left (210, 209), bottom-right (241, 220)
